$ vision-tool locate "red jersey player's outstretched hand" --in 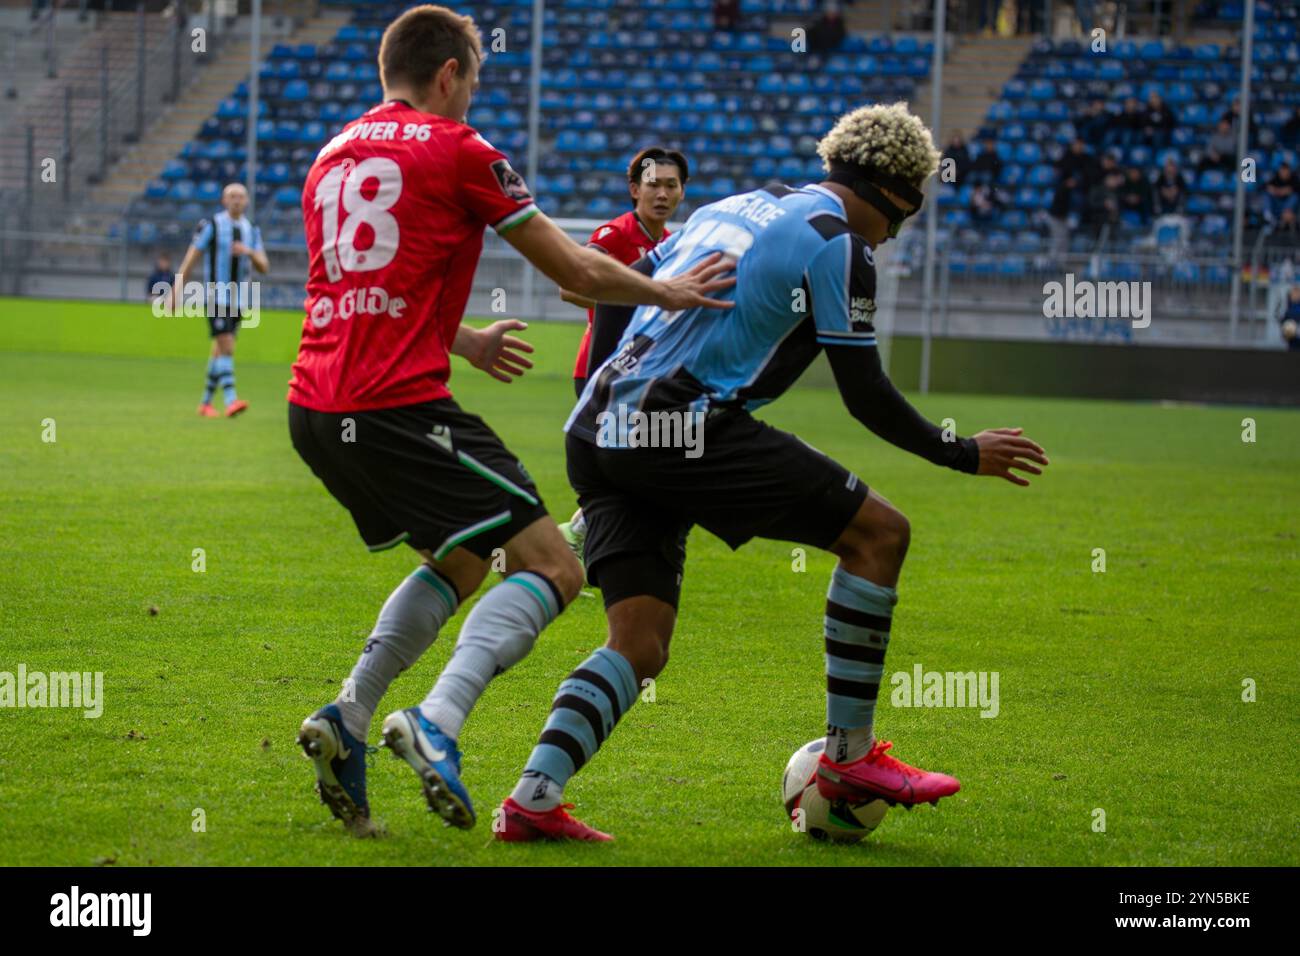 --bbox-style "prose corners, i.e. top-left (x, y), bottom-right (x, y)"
top-left (504, 213), bottom-right (735, 312)
top-left (452, 319), bottom-right (536, 384)
top-left (654, 252), bottom-right (738, 312)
